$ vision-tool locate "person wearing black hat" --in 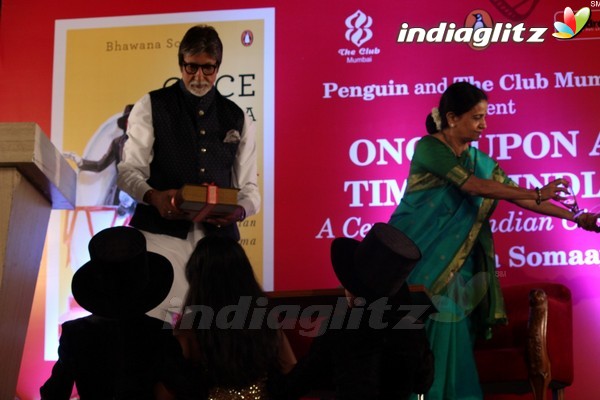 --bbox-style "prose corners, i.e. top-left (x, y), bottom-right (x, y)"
top-left (40, 226), bottom-right (200, 399)
top-left (272, 222), bottom-right (434, 400)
